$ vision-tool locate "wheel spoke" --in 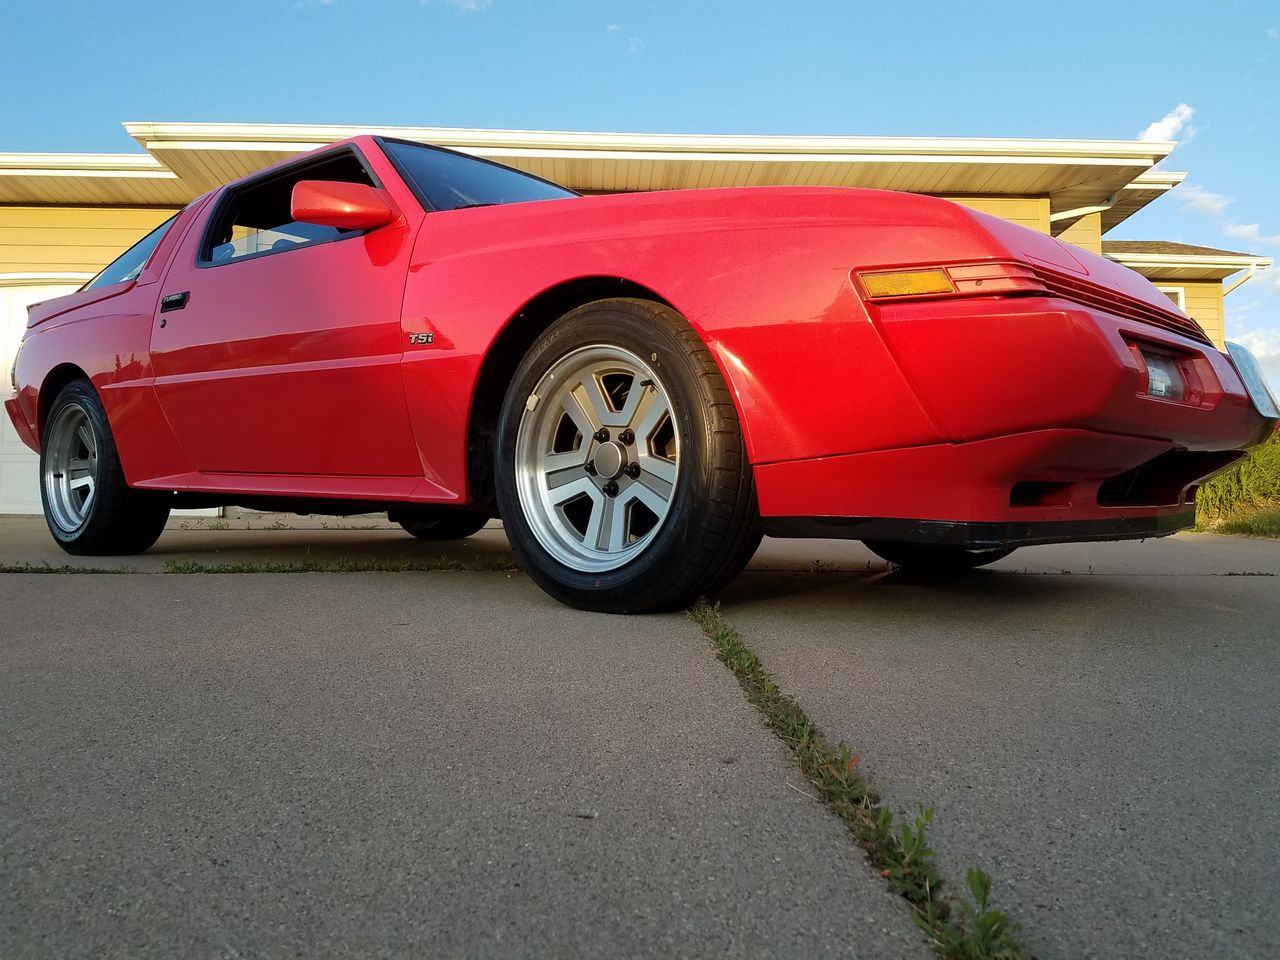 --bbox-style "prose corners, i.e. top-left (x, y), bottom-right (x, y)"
top-left (547, 475), bottom-right (599, 507)
top-left (636, 453), bottom-right (677, 487)
top-left (624, 478), bottom-right (670, 517)
top-left (76, 424), bottom-right (94, 455)
top-left (561, 385), bottom-right (602, 438)
top-left (629, 386), bottom-right (670, 441)
top-left (593, 496), bottom-right (629, 552)
top-left (577, 374), bottom-right (618, 428)
top-left (68, 458), bottom-right (93, 474)
top-left (69, 474), bottom-right (94, 491)
top-left (543, 448), bottom-right (590, 490)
